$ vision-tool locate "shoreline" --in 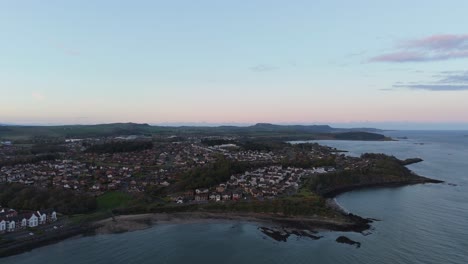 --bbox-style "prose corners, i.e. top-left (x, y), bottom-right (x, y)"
top-left (321, 178), bottom-right (443, 198)
top-left (0, 178), bottom-right (442, 259)
top-left (92, 211), bottom-right (371, 235)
